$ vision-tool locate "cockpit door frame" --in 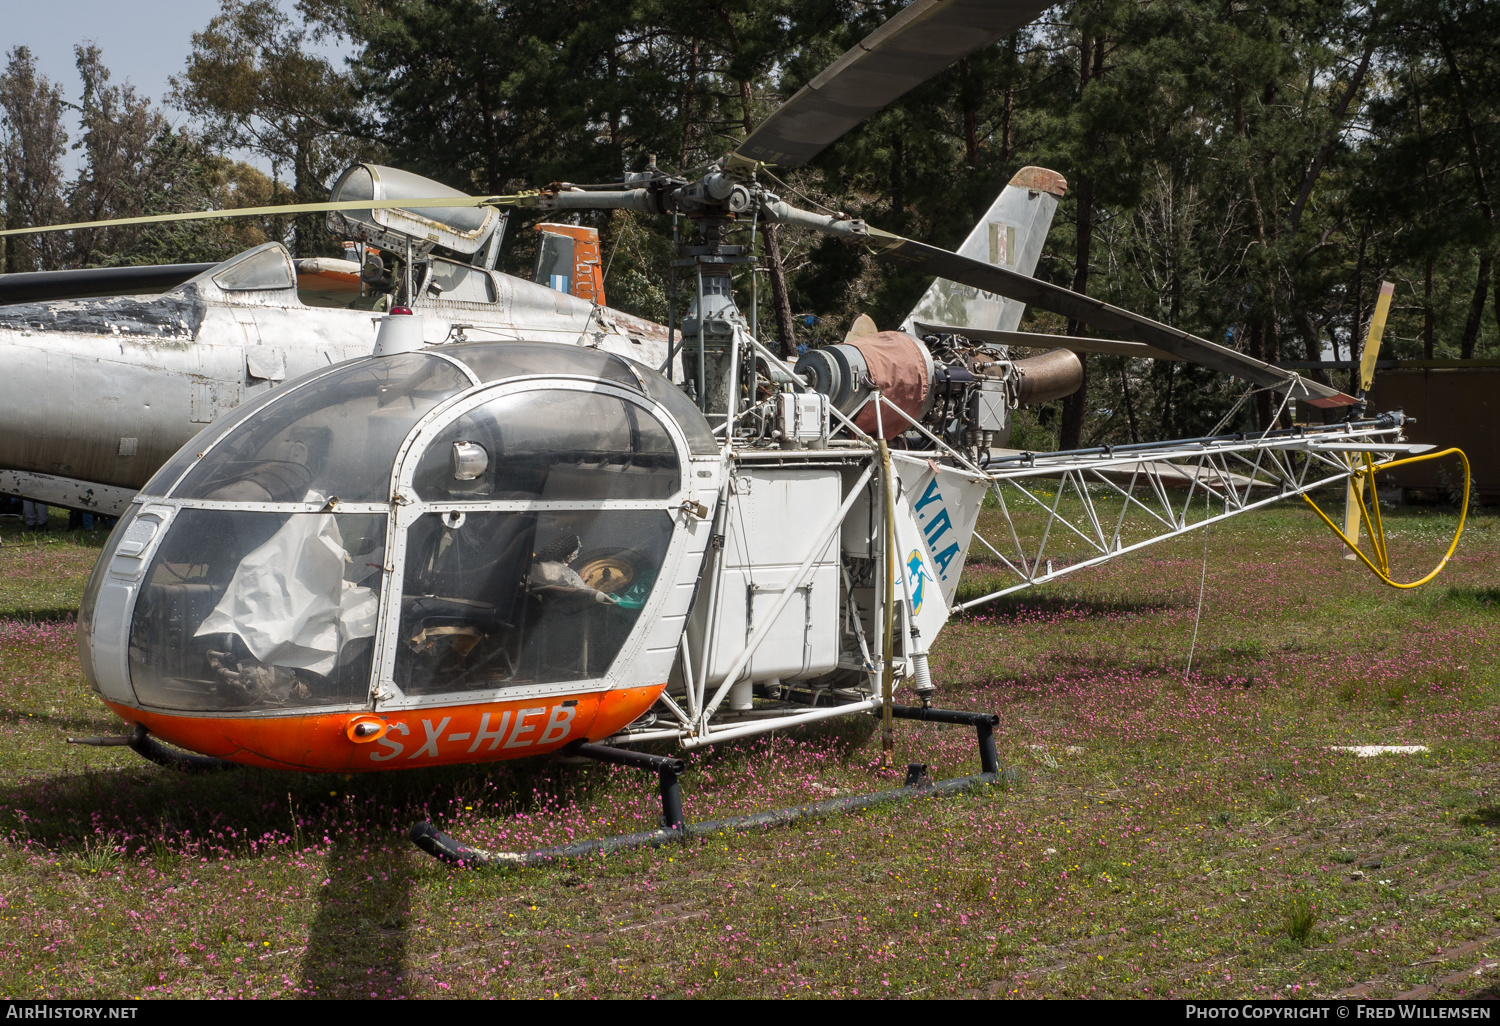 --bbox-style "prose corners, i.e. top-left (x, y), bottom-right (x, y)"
top-left (370, 376), bottom-right (698, 713)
